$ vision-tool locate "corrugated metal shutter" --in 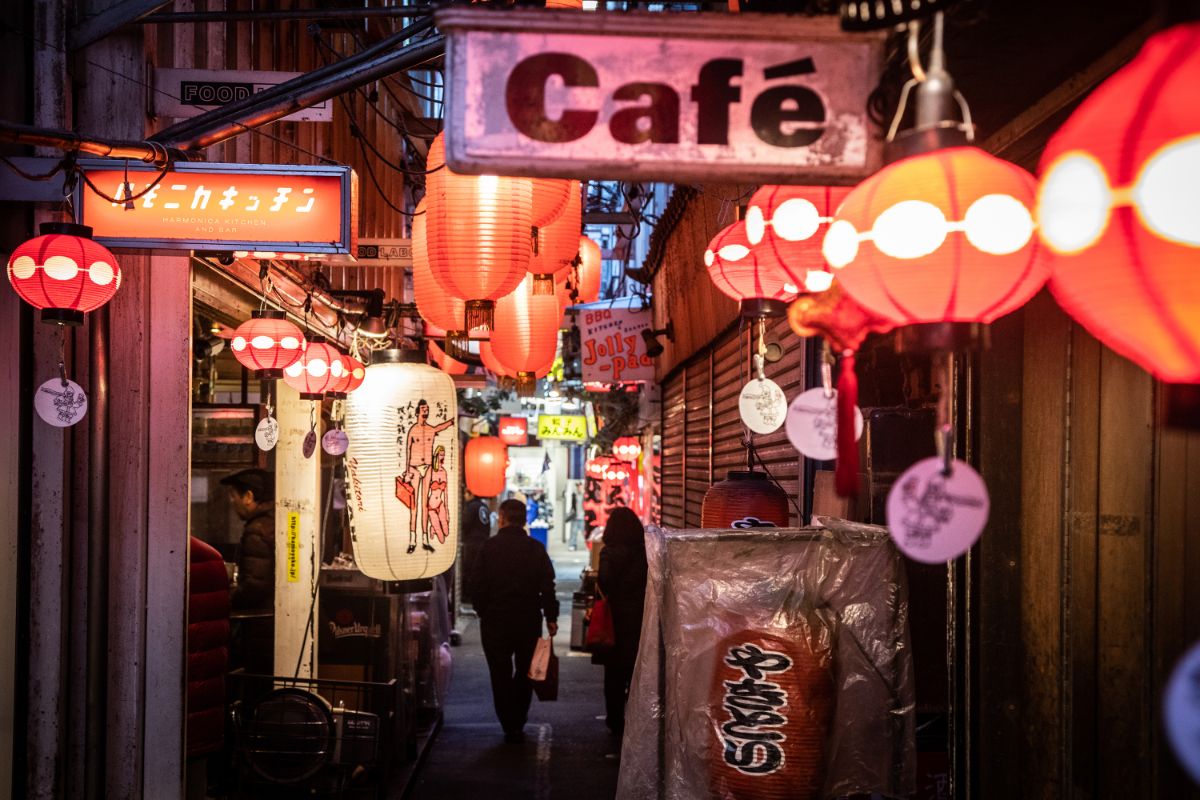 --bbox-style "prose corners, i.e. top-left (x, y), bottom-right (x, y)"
top-left (660, 371), bottom-right (686, 528)
top-left (683, 355), bottom-right (713, 528)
